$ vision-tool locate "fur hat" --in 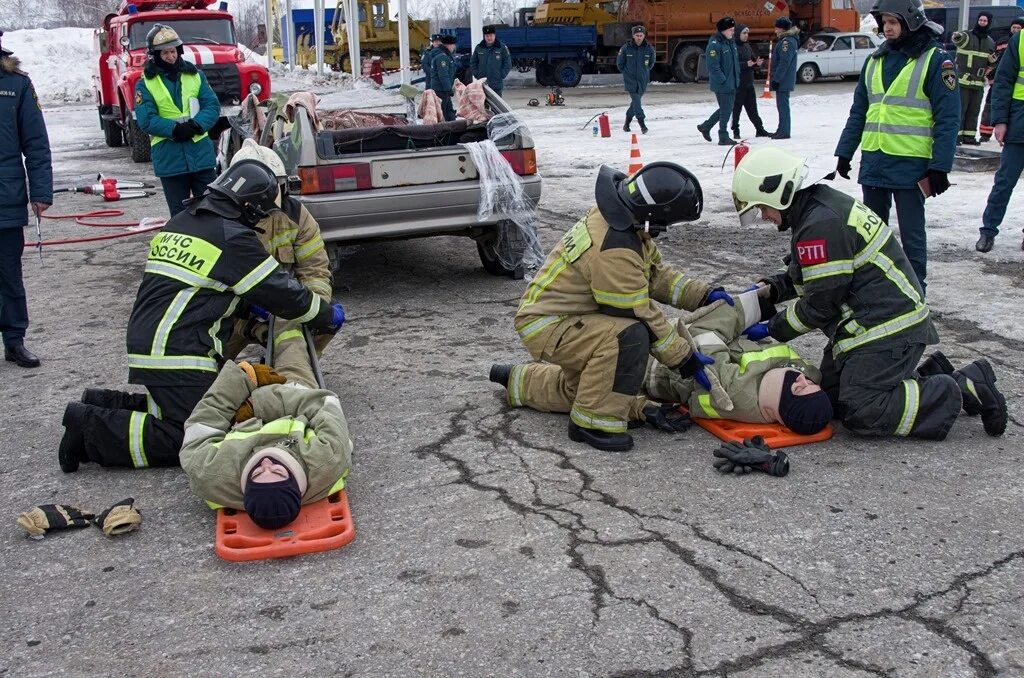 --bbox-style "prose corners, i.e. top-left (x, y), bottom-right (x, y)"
top-left (716, 17), bottom-right (737, 33)
top-left (775, 16), bottom-right (794, 30)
